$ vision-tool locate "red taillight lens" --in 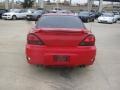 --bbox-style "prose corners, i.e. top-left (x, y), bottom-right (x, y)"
top-left (27, 34), bottom-right (44, 45)
top-left (80, 35), bottom-right (95, 46)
